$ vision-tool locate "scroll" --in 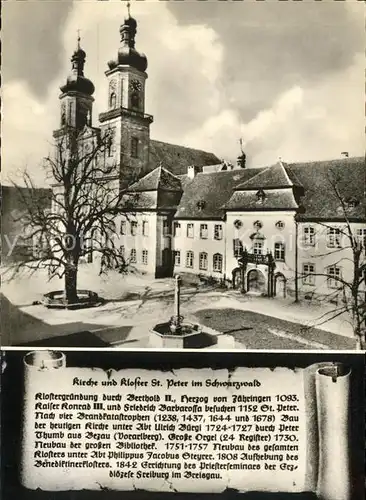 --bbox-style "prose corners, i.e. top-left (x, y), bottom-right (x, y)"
top-left (20, 351), bottom-right (352, 499)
